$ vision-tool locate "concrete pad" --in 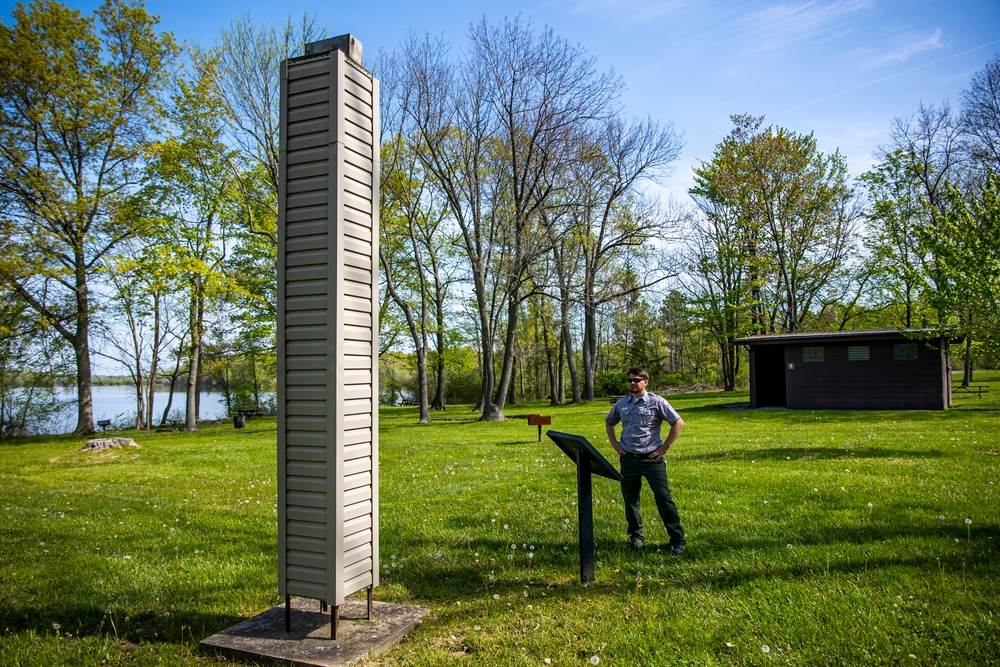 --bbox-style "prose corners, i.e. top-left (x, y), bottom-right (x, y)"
top-left (200, 597), bottom-right (427, 667)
